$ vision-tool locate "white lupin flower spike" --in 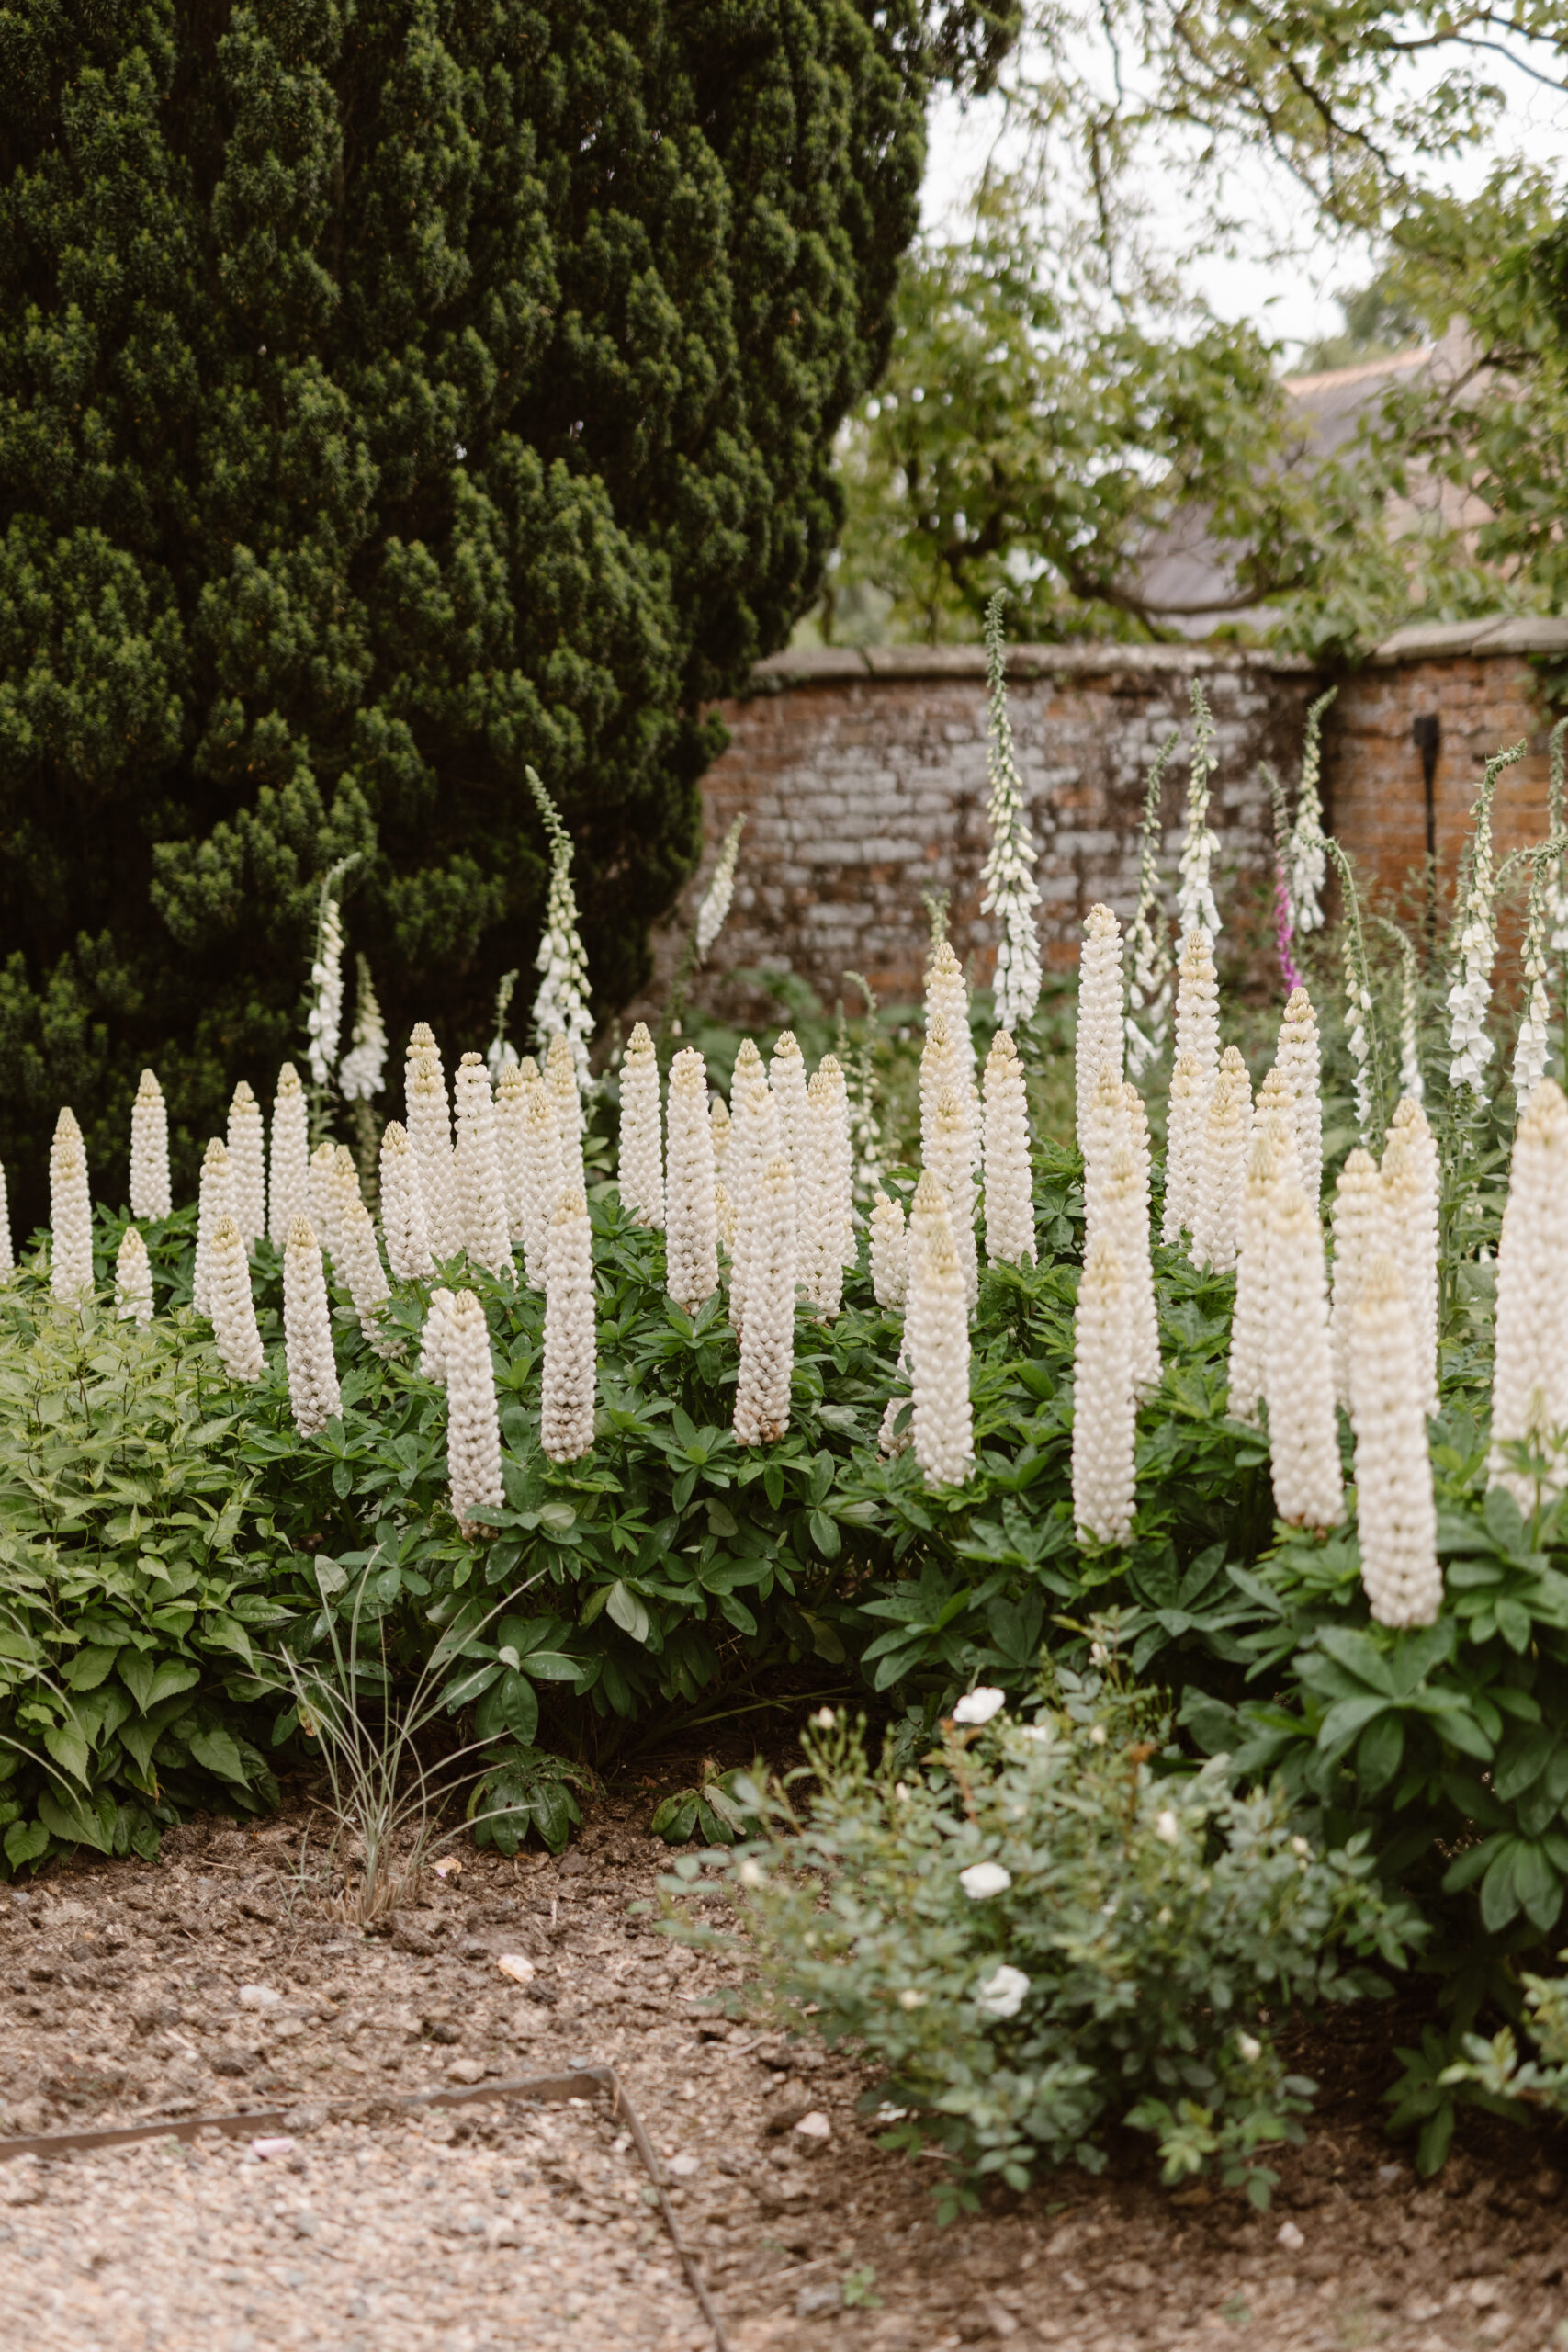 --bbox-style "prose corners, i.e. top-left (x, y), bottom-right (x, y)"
top-left (542, 1190), bottom-right (596, 1463)
top-left (715, 1177), bottom-right (737, 1254)
top-left (130, 1070), bottom-right (172, 1221)
top-left (116, 1225), bottom-right (152, 1324)
top-left (1081, 1057), bottom-right (1129, 1239)
top-left (1276, 987), bottom-right (1324, 1206)
top-left (307, 1140), bottom-right (338, 1270)
top-left (617, 1022), bottom-right (664, 1230)
top-left (519, 1079), bottom-right (564, 1290)
top-left (1264, 1182), bottom-right (1343, 1530)
top-left (208, 1213), bottom-right (265, 1382)
top-left (926, 940), bottom-right (976, 1096)
top-left (1228, 1129), bottom-right (1286, 1426)
top-left (1349, 1254), bottom-right (1442, 1628)
top-left (0, 1159), bottom-right (13, 1279)
top-left (983, 1032), bottom-right (1035, 1269)
top-left (728, 1057), bottom-right (782, 1338)
top-left (795, 1069), bottom-right (843, 1317)
top-left (1329, 1148), bottom-right (1388, 1411)
top-left (194, 1138), bottom-right (237, 1317)
top-left (869, 1188), bottom-right (908, 1309)
top-left (1104, 1136), bottom-right (1159, 1392)
top-left (545, 1031), bottom-right (586, 1202)
top-left (407, 1038), bottom-right (459, 1260)
top-left (768, 1031), bottom-right (808, 1182)
top-left (919, 1013), bottom-right (959, 1171)
top-left (1072, 1233), bottom-right (1135, 1544)
top-left (283, 1216), bottom-right (341, 1436)
top-left (665, 1047), bottom-right (719, 1316)
top-left (494, 1060), bottom-right (531, 1245)
top-left (446, 1289), bottom-right (504, 1537)
top-left (1075, 906), bottom-right (1124, 1155)
top-left (816, 1053), bottom-right (858, 1272)
top-left (882, 1173), bottom-right (948, 1454)
top-left (1162, 930), bottom-right (1219, 1240)
top-left (930, 1087), bottom-right (979, 1309)
top-left (226, 1080), bottom-right (266, 1250)
top-left (1160, 1052), bottom-right (1201, 1248)
top-left (908, 1205), bottom-right (975, 1488)
top-left (379, 1120), bottom-right (434, 1282)
top-left (733, 1155), bottom-right (797, 1445)
top-left (1489, 1079), bottom-right (1568, 1504)
top-left (454, 1052), bottom-right (513, 1276)
top-left (1191, 1049), bottom-right (1250, 1273)
top-left (710, 1094), bottom-right (731, 1178)
top-left (339, 1191), bottom-right (397, 1352)
top-left (49, 1110), bottom-right (94, 1305)
top-left (267, 1063), bottom-right (310, 1248)
top-left (420, 1285), bottom-right (456, 1384)
top-left (1381, 1127), bottom-right (1439, 1419)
